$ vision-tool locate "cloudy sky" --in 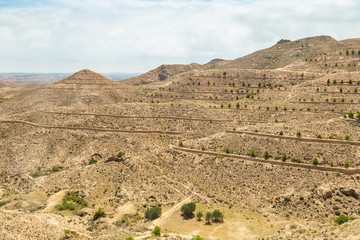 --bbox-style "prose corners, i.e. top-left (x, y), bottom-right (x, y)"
top-left (1, 0), bottom-right (360, 73)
